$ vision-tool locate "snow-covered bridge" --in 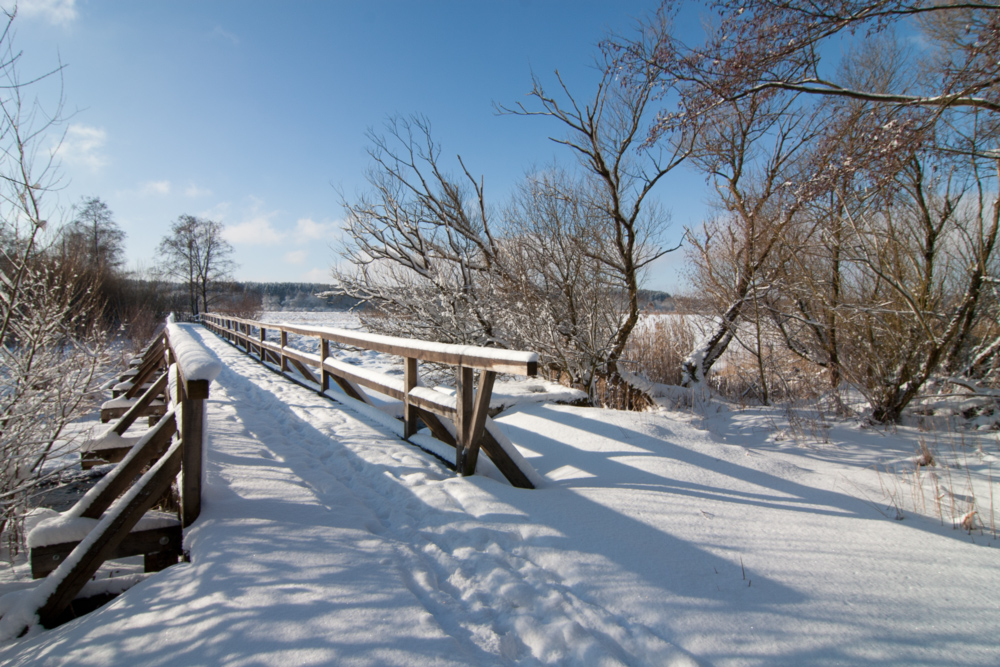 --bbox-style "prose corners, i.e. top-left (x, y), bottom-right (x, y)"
top-left (2, 323), bottom-right (999, 665)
